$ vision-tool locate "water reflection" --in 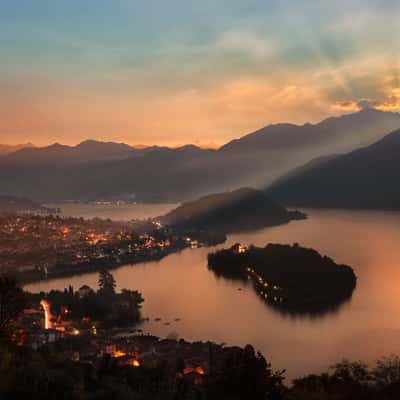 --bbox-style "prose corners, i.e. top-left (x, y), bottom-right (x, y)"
top-left (25, 208), bottom-right (400, 380)
top-left (254, 290), bottom-right (354, 320)
top-left (211, 268), bottom-right (354, 319)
